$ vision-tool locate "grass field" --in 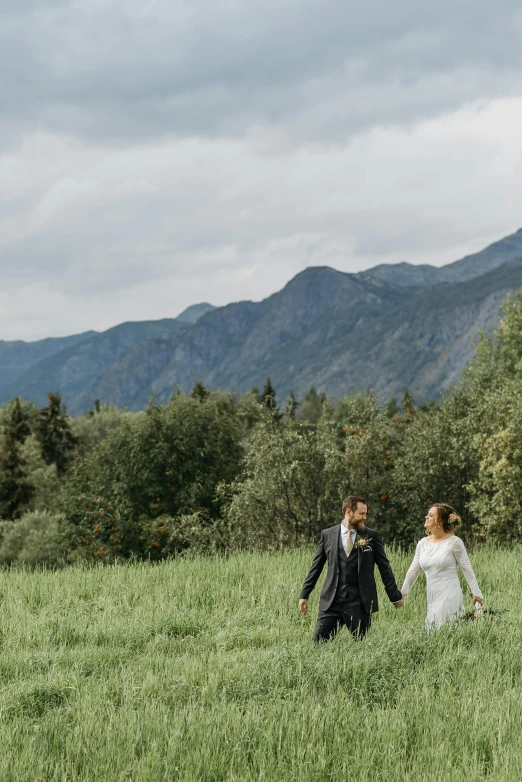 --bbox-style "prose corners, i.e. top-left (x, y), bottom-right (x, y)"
top-left (0, 545), bottom-right (520, 781)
